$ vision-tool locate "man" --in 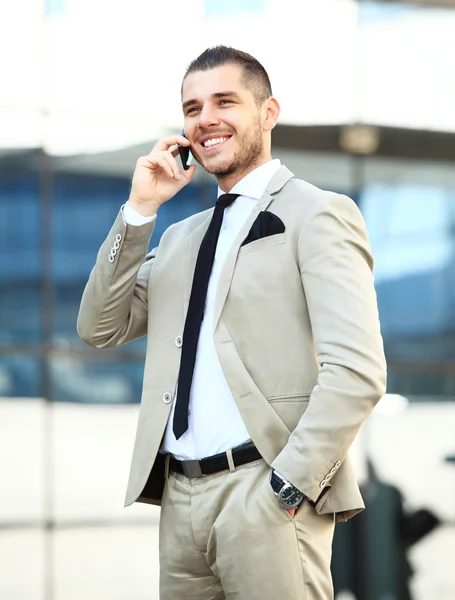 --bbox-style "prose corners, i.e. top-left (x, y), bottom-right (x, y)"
top-left (78, 46), bottom-right (386, 600)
